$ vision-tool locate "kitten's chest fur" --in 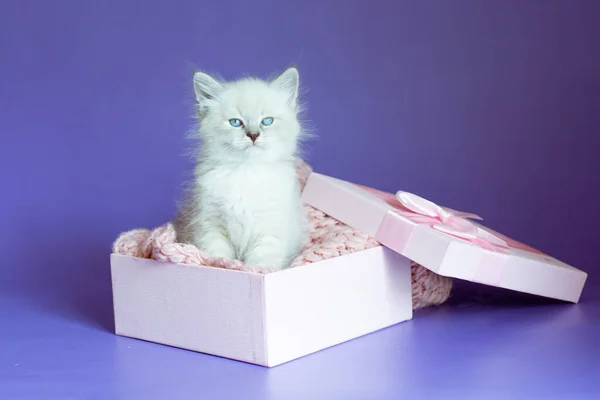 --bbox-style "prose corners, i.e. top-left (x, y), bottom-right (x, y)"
top-left (194, 161), bottom-right (304, 256)
top-left (198, 162), bottom-right (298, 211)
